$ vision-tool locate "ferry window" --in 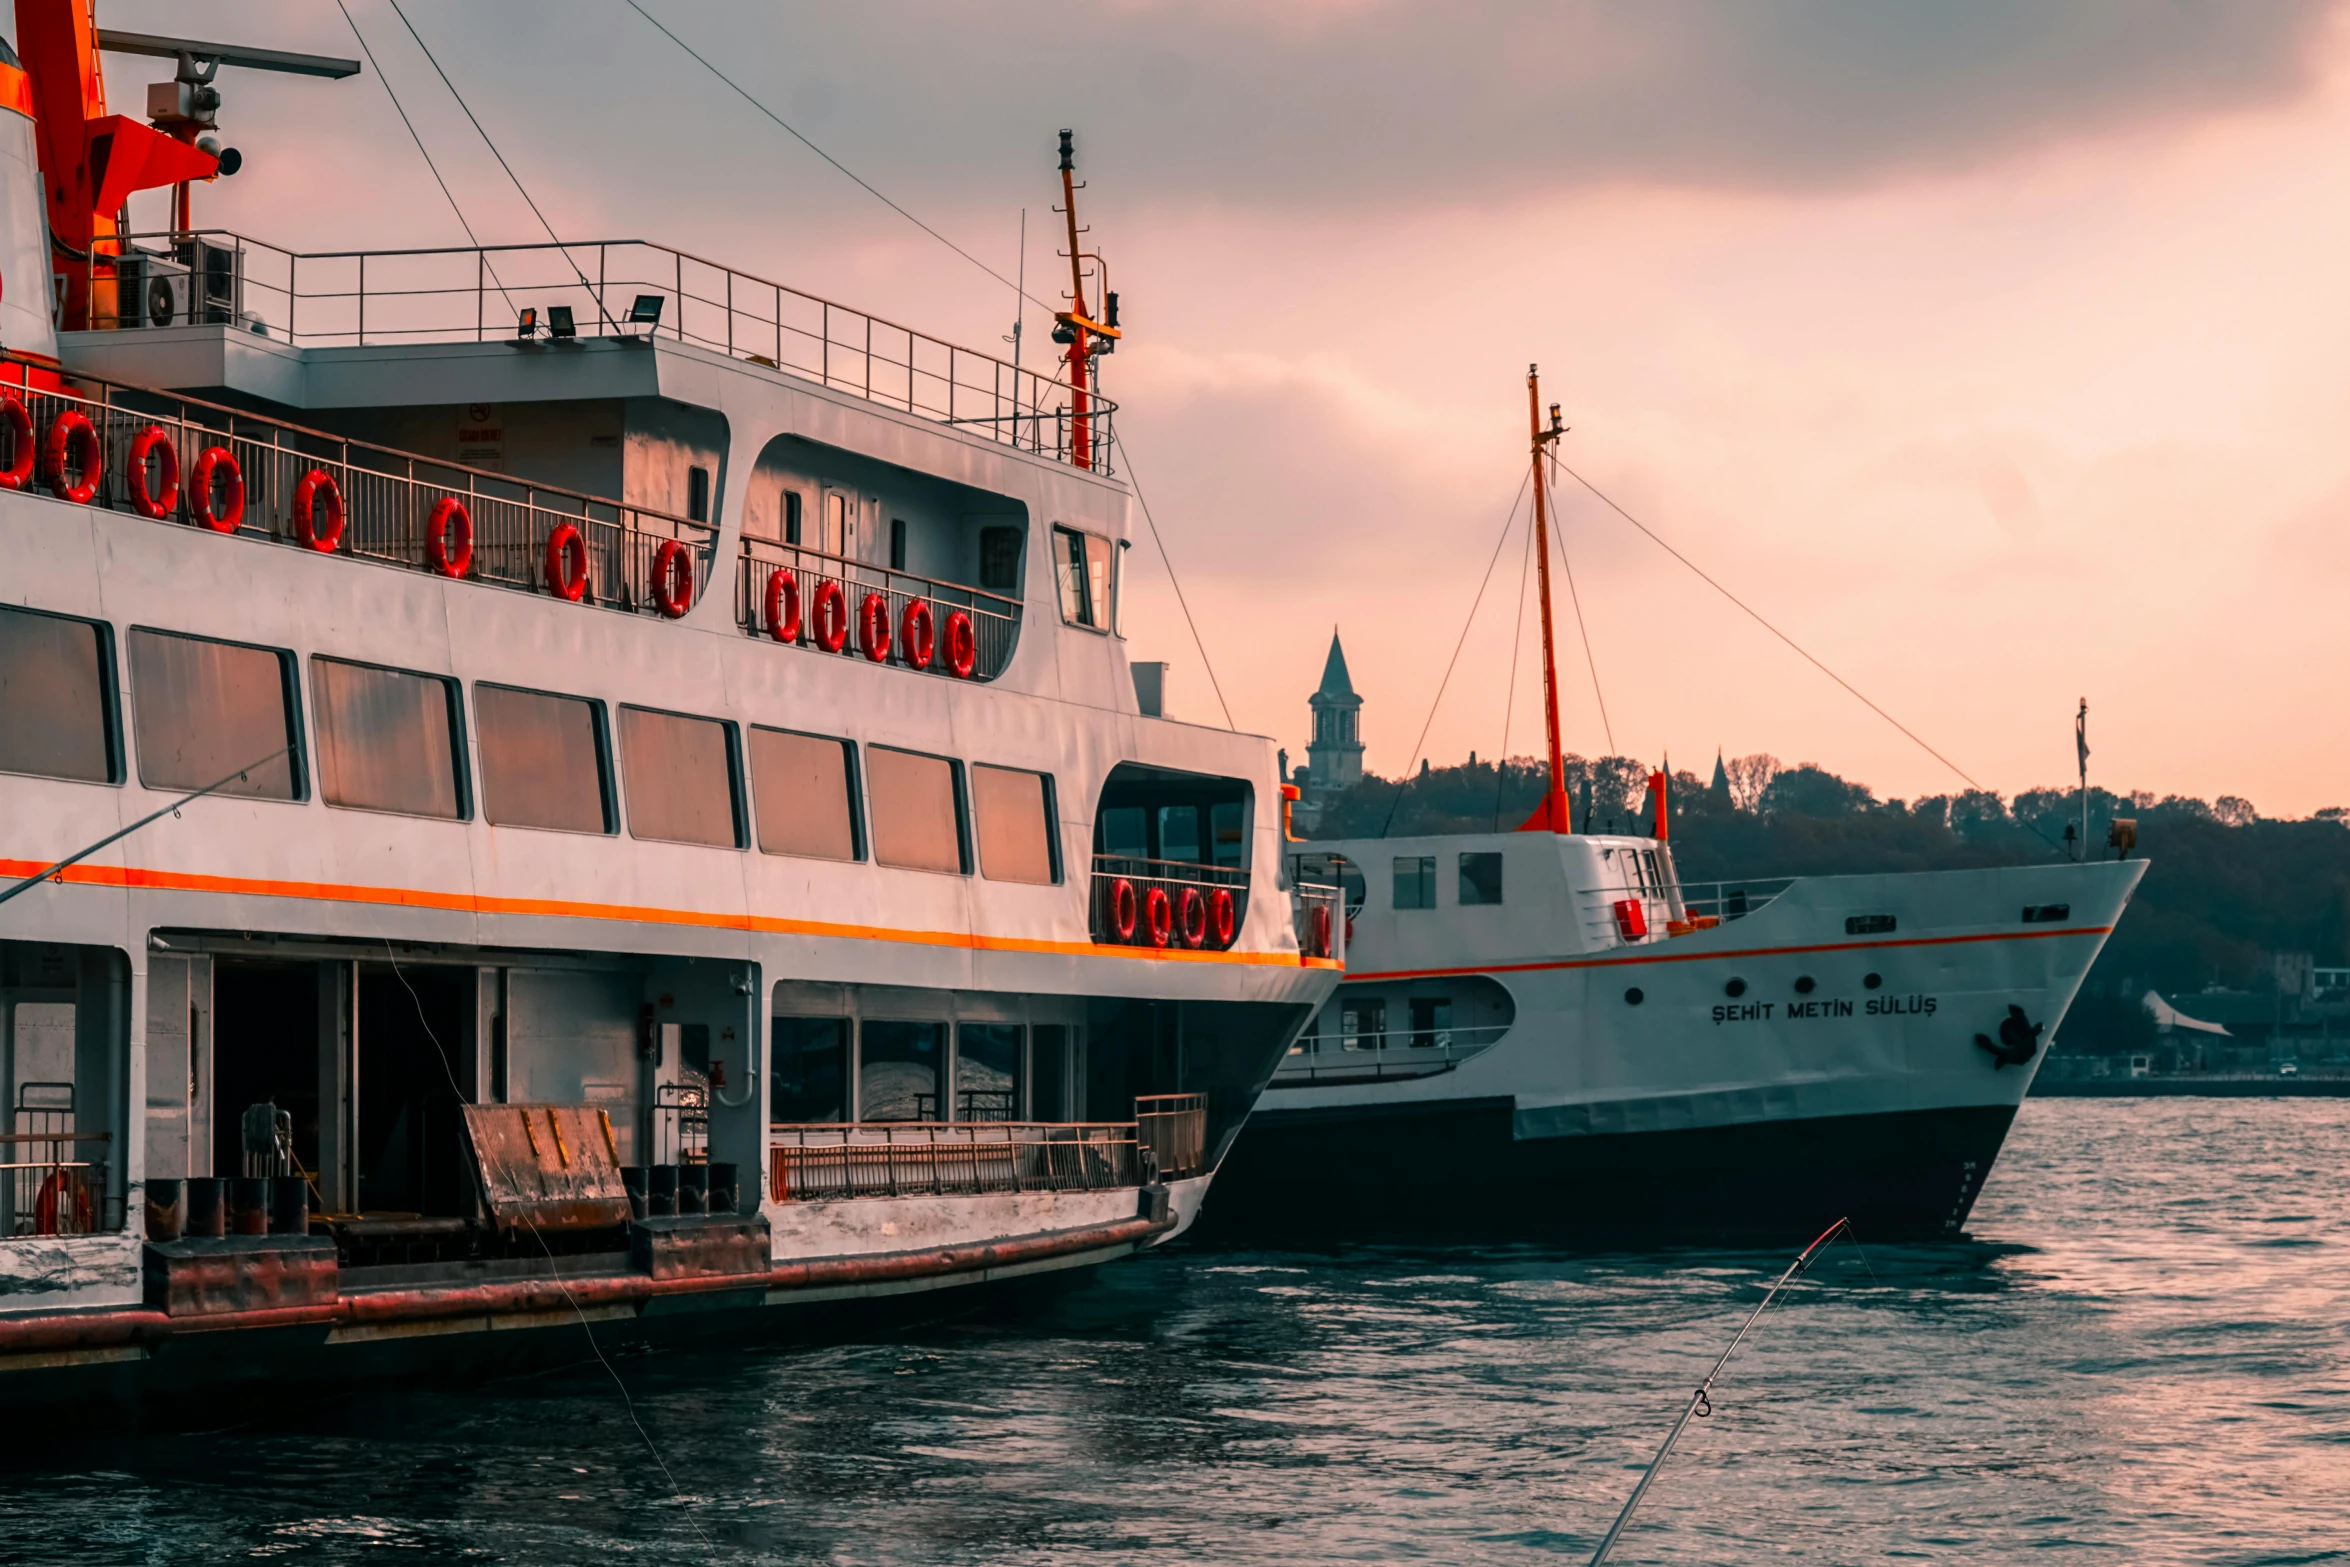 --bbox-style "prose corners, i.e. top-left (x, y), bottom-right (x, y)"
top-left (860, 1019), bottom-right (943, 1121)
top-left (1642, 849), bottom-right (1663, 892)
top-left (972, 764), bottom-right (1058, 884)
top-left (1156, 805), bottom-right (1202, 865)
top-left (783, 490), bottom-right (803, 546)
top-left (619, 705), bottom-right (742, 849)
top-left (1393, 856), bottom-right (1436, 910)
top-left (889, 517), bottom-right (908, 571)
top-left (1053, 525), bottom-right (1115, 631)
top-left (750, 727), bottom-right (861, 862)
top-left (1030, 1024), bottom-right (1071, 1121)
top-left (0, 605), bottom-right (116, 784)
top-left (1409, 997), bottom-right (1453, 1048)
top-left (956, 1023), bottom-right (1023, 1121)
top-left (867, 746), bottom-right (966, 874)
top-left (1211, 801), bottom-right (1245, 868)
top-left (824, 492), bottom-right (849, 555)
top-left (687, 466), bottom-right (711, 524)
top-left (1099, 806), bottom-right (1147, 860)
top-left (1114, 540), bottom-right (1128, 636)
top-left (1459, 852), bottom-right (1503, 906)
top-left (475, 683), bottom-right (612, 834)
top-left (978, 526), bottom-right (1023, 593)
top-left (1341, 999), bottom-right (1387, 1051)
top-left (126, 628), bottom-right (301, 800)
top-left (771, 1016), bottom-right (849, 1122)
top-left (312, 658), bottom-right (466, 820)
